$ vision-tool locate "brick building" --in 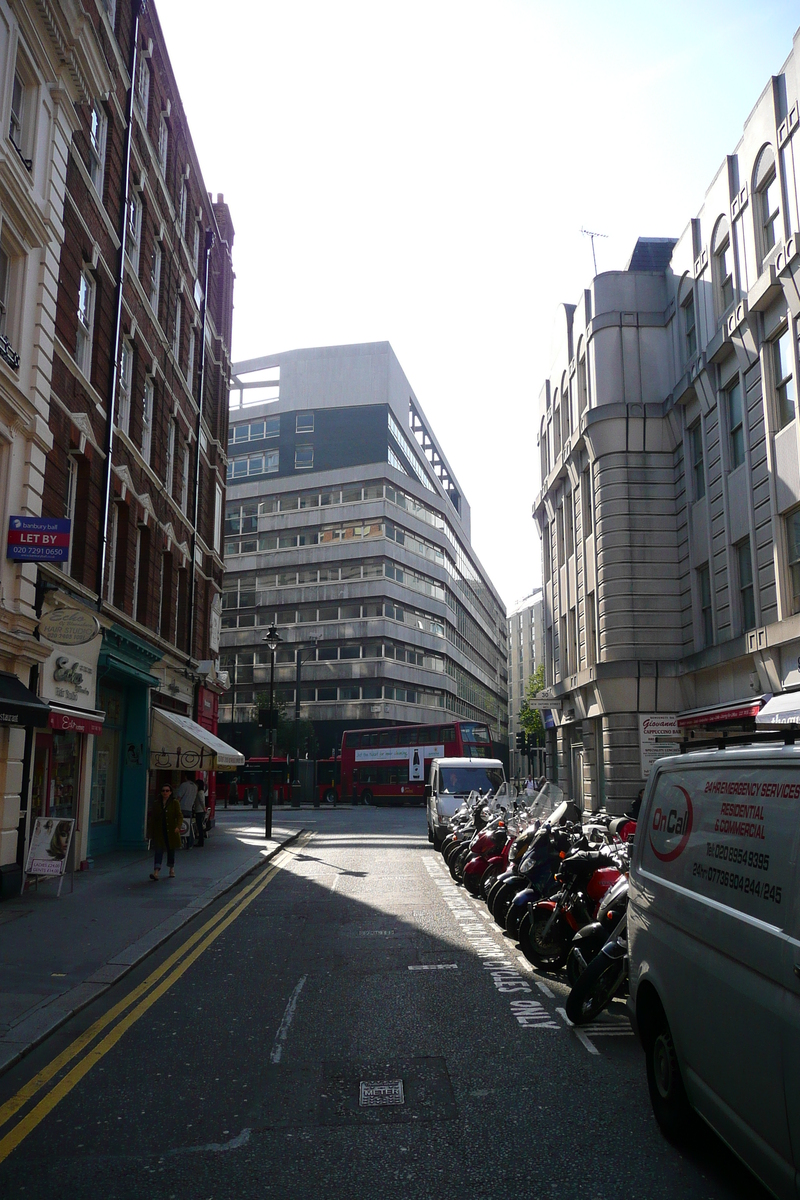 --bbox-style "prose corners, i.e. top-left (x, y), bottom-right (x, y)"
top-left (27, 0), bottom-right (236, 868)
